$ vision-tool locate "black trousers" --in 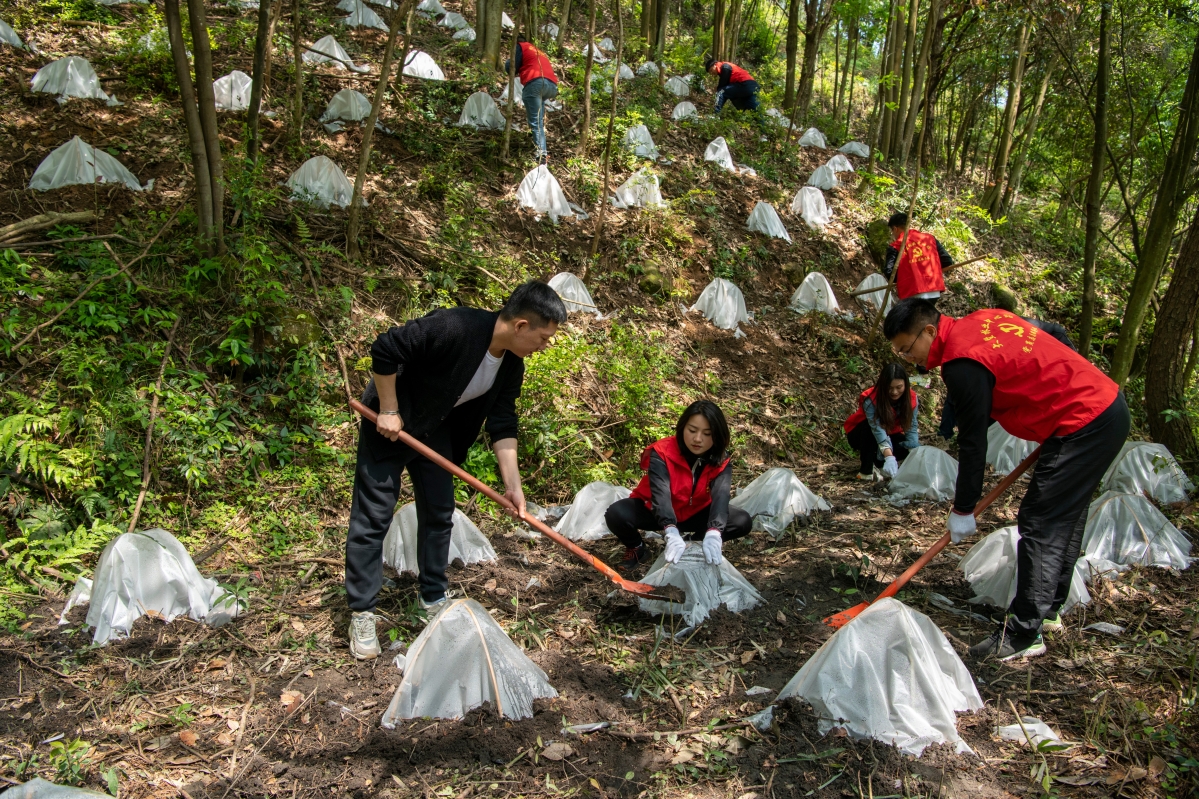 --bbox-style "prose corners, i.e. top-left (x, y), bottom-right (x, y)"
top-left (720, 80), bottom-right (761, 111)
top-left (604, 497), bottom-right (752, 549)
top-left (846, 420), bottom-right (910, 476)
top-left (1008, 393), bottom-right (1130, 640)
top-left (345, 423), bottom-right (457, 610)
